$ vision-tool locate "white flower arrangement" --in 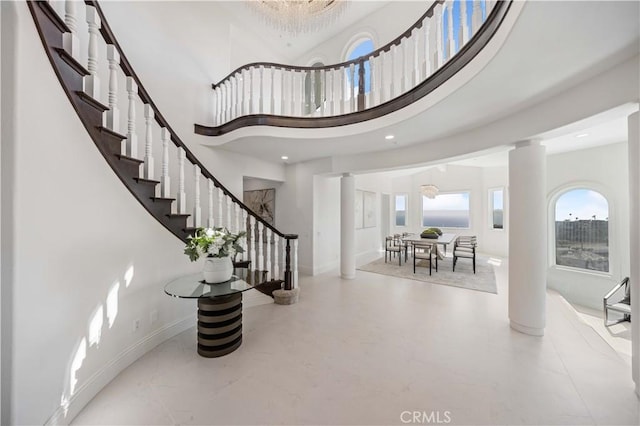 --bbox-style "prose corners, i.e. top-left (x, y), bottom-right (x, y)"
top-left (184, 227), bottom-right (246, 262)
